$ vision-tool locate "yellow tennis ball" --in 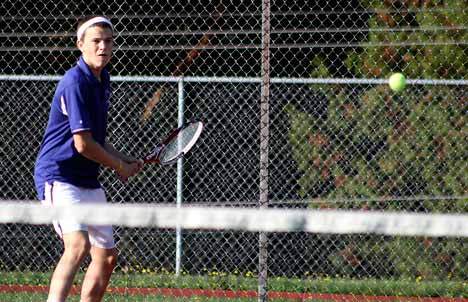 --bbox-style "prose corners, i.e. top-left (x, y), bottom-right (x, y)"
top-left (388, 73), bottom-right (406, 92)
